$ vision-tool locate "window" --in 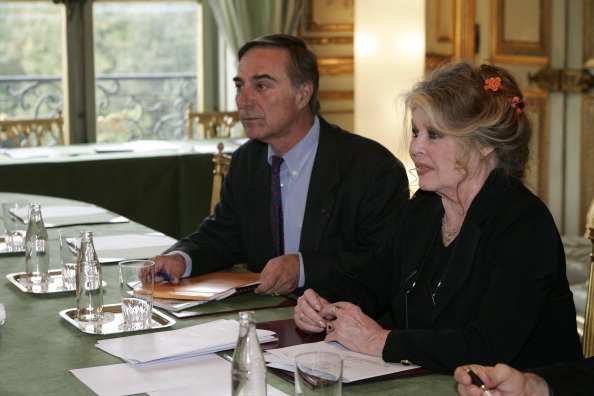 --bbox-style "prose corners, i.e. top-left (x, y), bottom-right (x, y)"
top-left (0, 1), bottom-right (203, 144)
top-left (0, 2), bottom-right (63, 119)
top-left (93, 2), bottom-right (199, 142)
